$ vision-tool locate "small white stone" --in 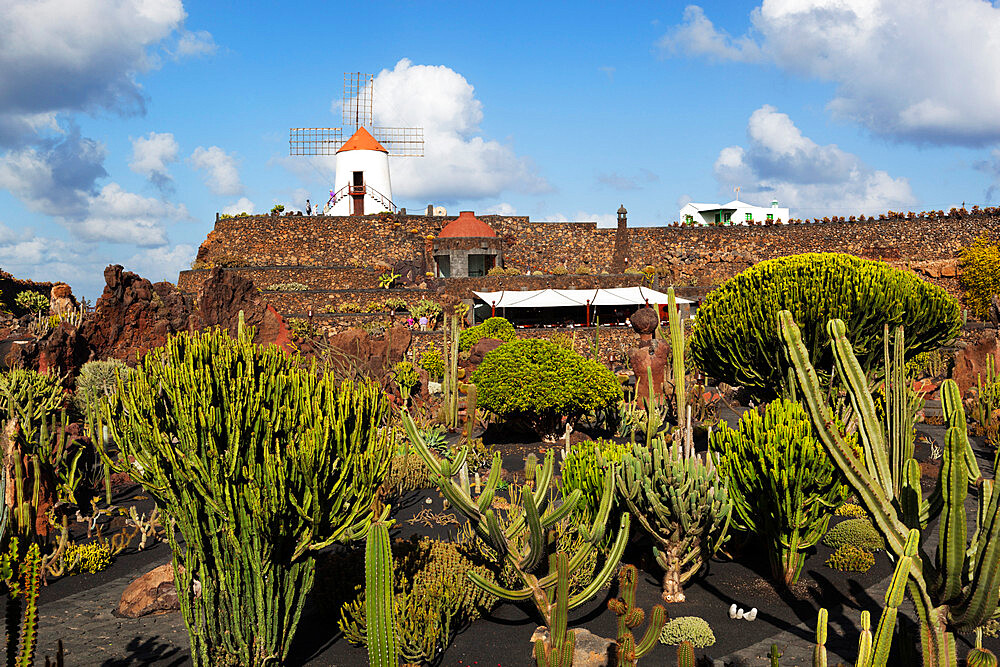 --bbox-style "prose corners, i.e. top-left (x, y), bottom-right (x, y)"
top-left (736, 608), bottom-right (745, 620)
top-left (729, 603), bottom-right (738, 619)
top-left (425, 497), bottom-right (433, 504)
top-left (745, 608), bottom-right (758, 621)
